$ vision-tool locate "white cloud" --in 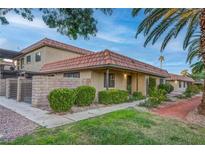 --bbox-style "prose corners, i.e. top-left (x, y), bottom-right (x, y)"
top-left (95, 16), bottom-right (137, 44)
top-left (5, 14), bottom-right (47, 29)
